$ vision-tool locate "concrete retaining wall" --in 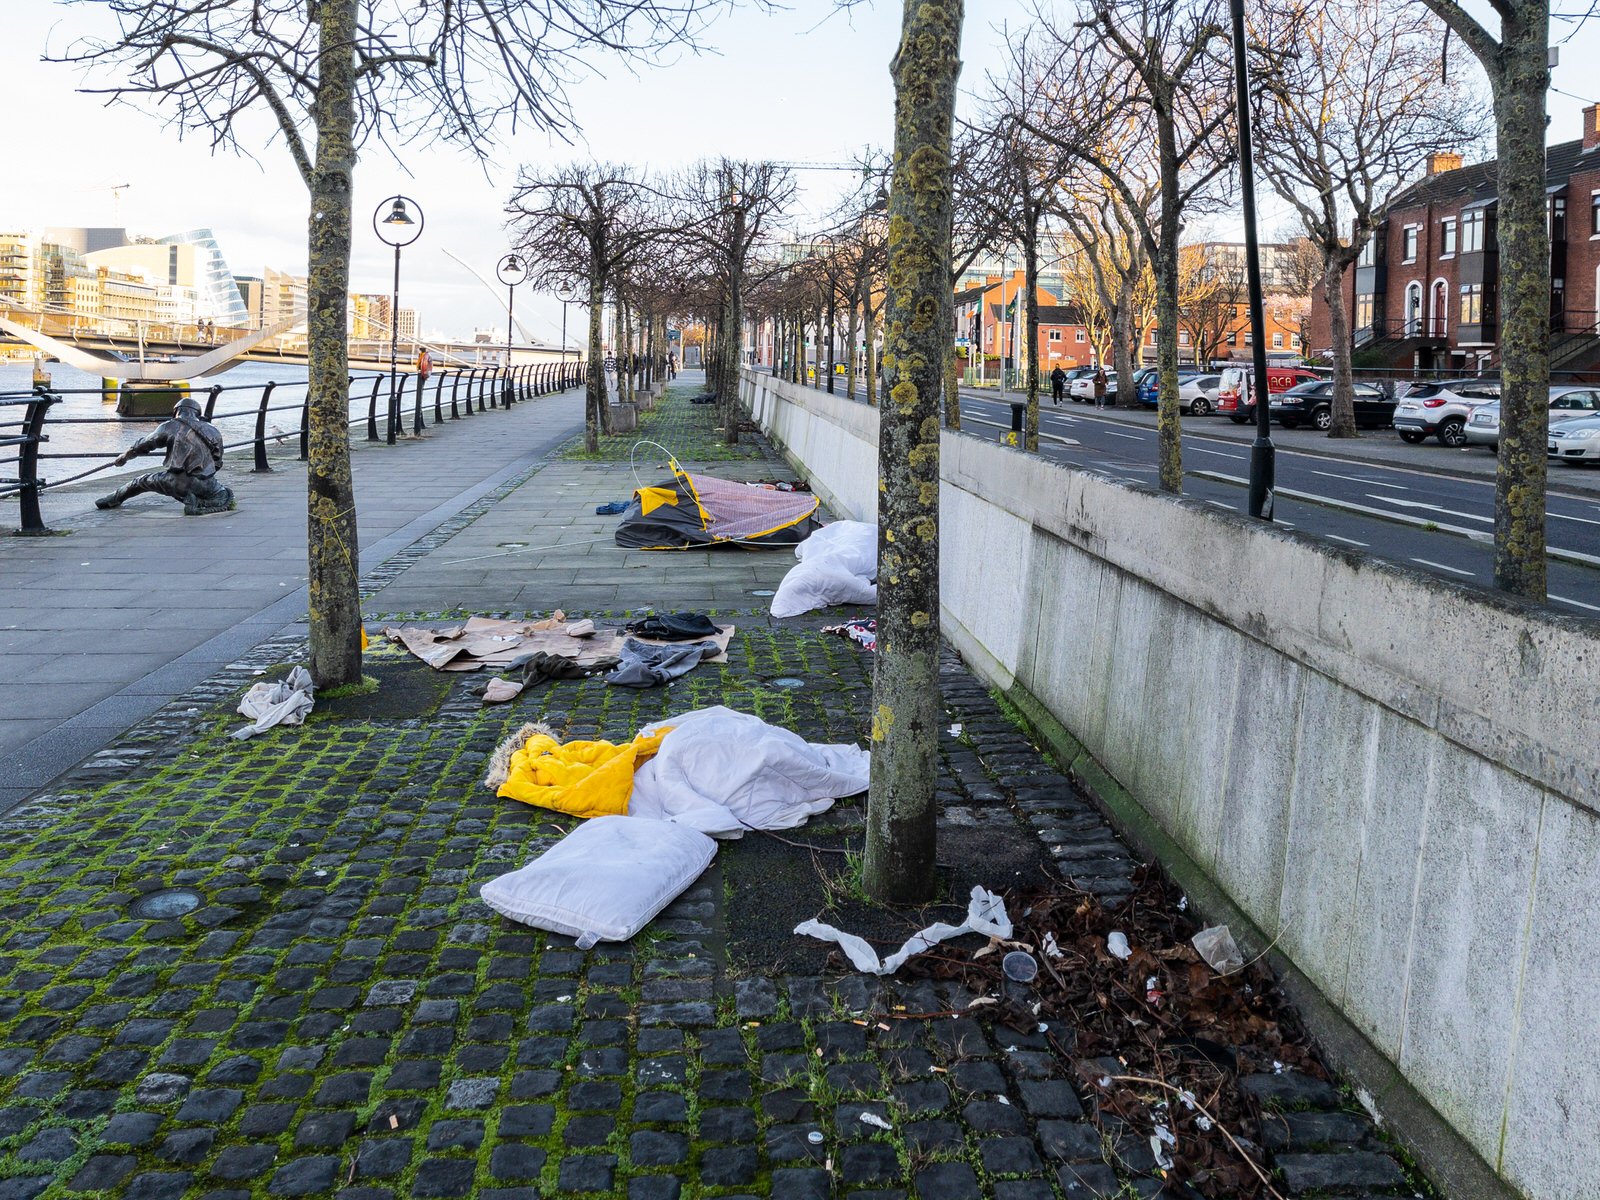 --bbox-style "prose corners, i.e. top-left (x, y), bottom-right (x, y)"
top-left (743, 368), bottom-right (1600, 1200)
